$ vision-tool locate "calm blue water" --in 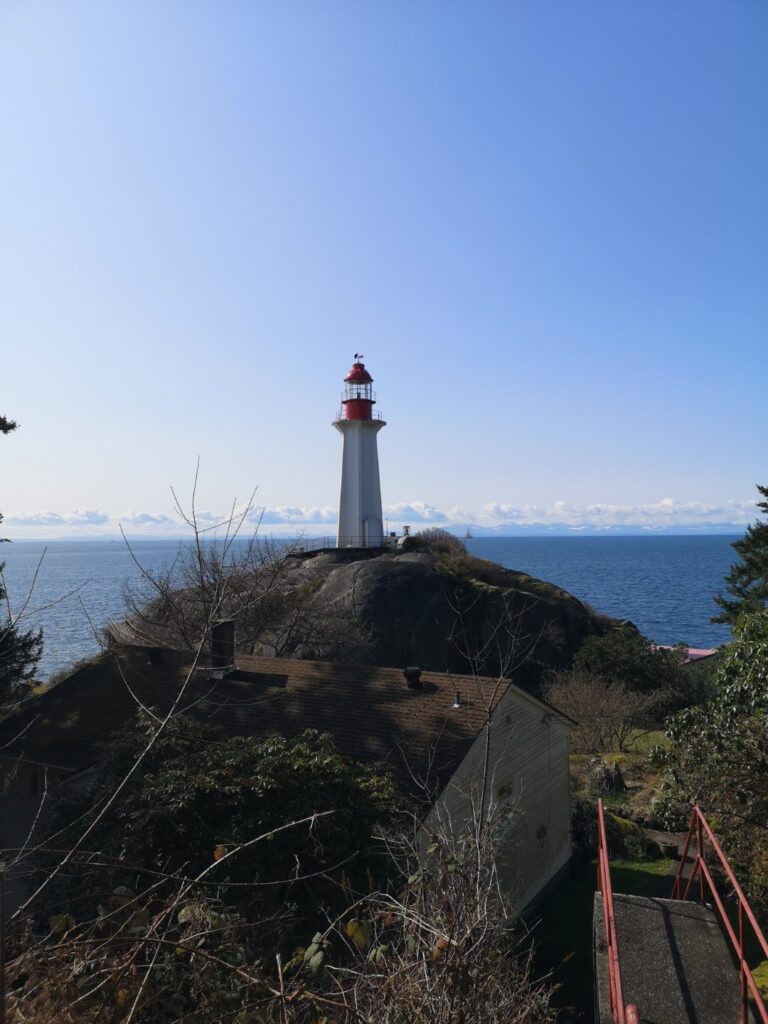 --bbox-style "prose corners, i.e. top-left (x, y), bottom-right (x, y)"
top-left (466, 536), bottom-right (736, 651)
top-left (1, 540), bottom-right (188, 681)
top-left (0, 536), bottom-right (738, 680)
